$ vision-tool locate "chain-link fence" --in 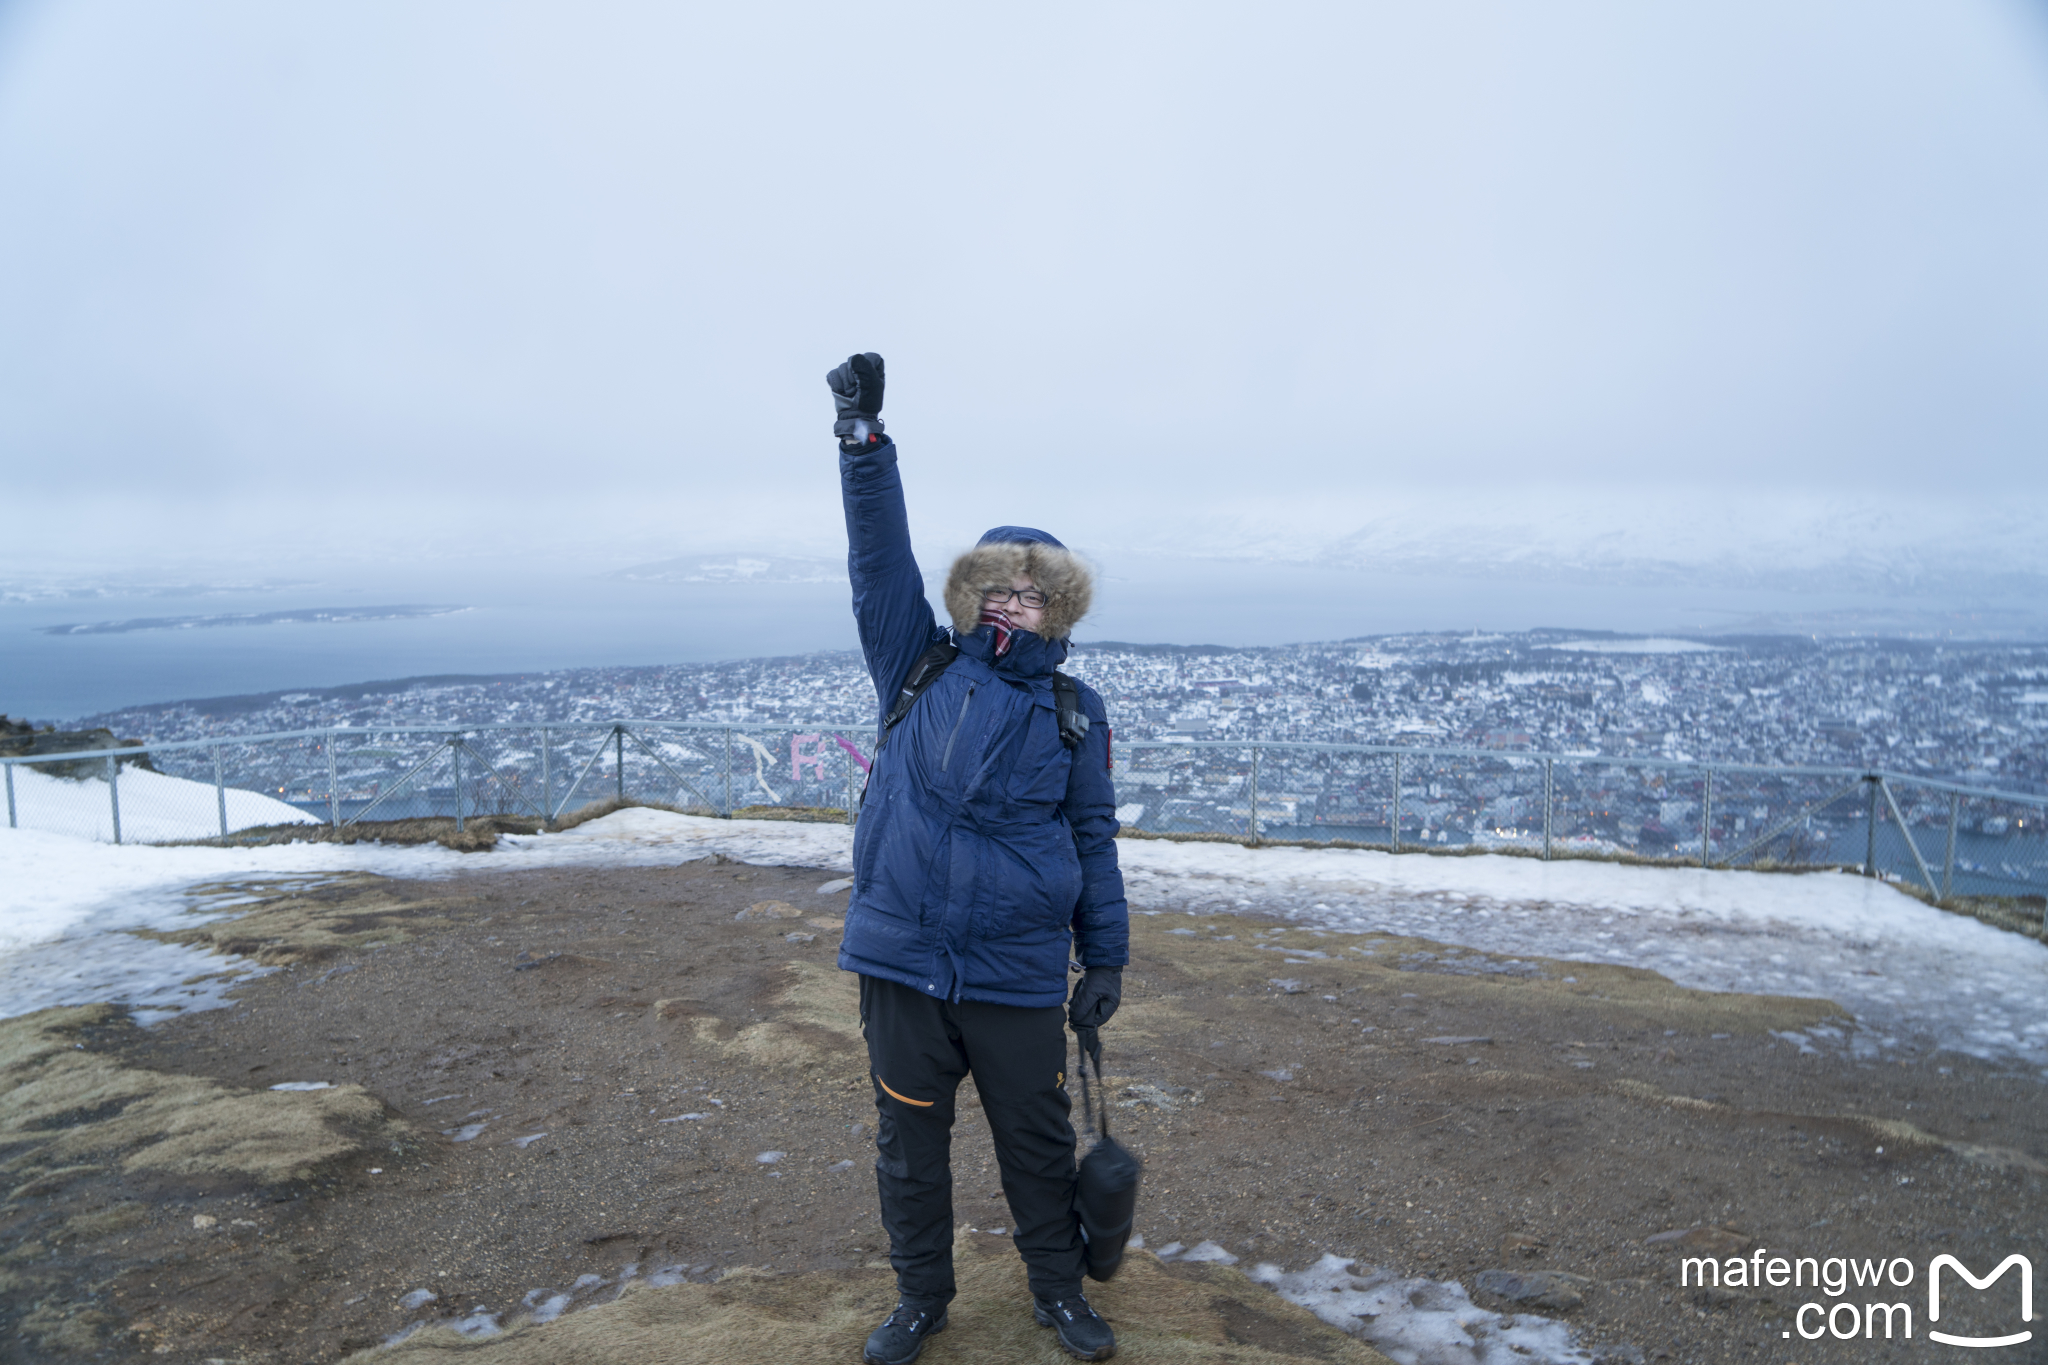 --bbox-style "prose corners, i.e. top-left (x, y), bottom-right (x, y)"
top-left (6, 727), bottom-right (2045, 916)
top-left (1110, 740), bottom-right (2048, 912)
top-left (0, 722), bottom-right (873, 843)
